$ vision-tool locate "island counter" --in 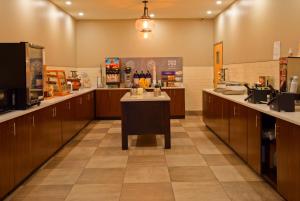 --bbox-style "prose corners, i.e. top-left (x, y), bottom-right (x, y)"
top-left (120, 92), bottom-right (171, 150)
